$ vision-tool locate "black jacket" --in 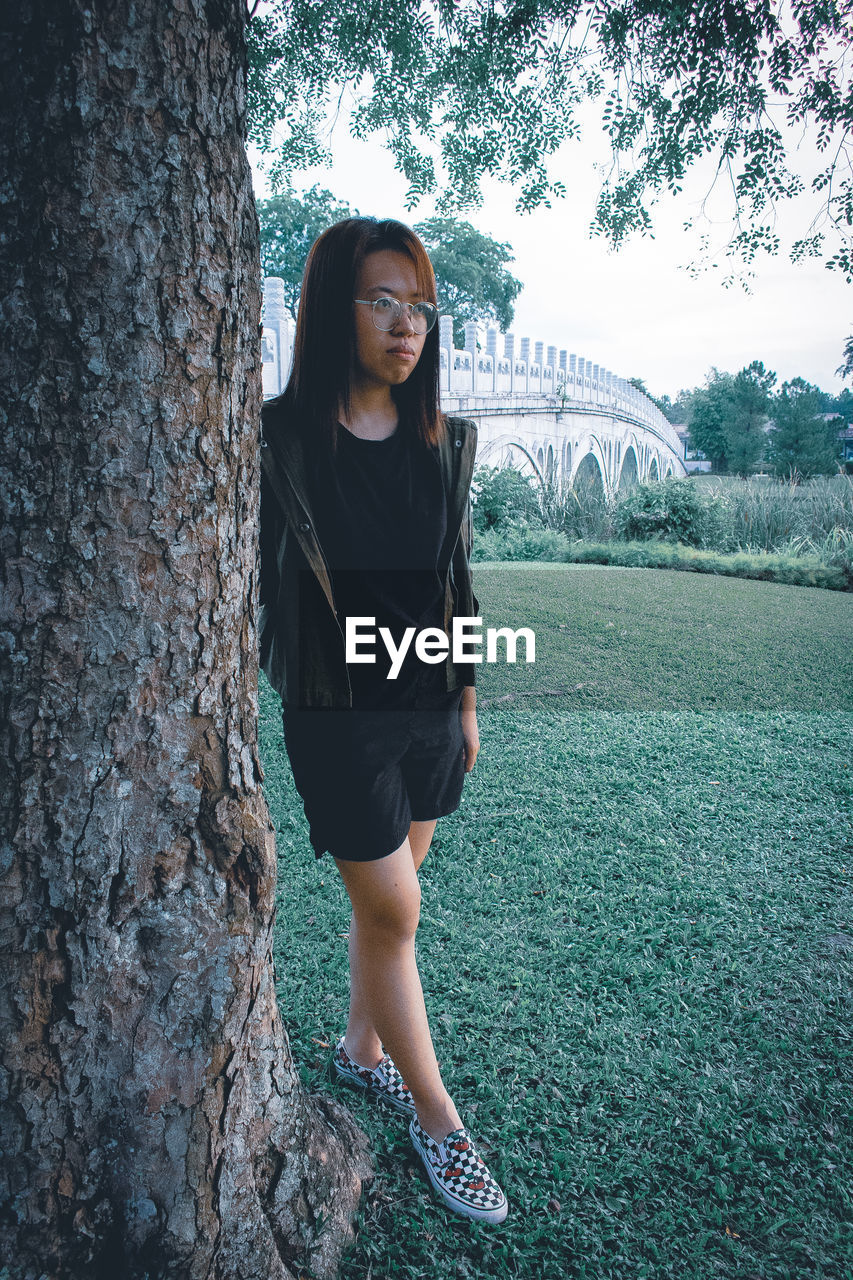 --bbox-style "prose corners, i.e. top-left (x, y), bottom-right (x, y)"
top-left (259, 402), bottom-right (479, 708)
